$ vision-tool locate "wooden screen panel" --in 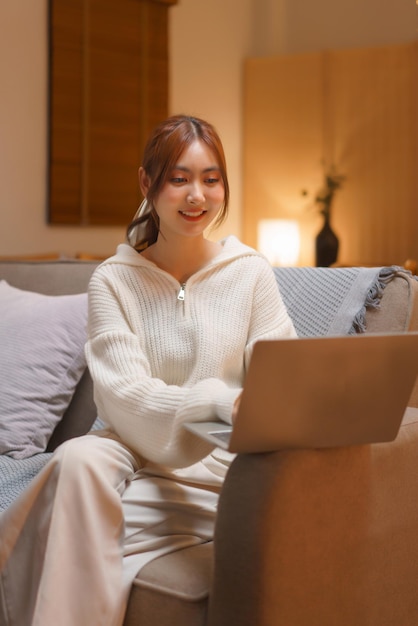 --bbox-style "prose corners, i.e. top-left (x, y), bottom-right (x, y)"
top-left (326, 43), bottom-right (418, 266)
top-left (48, 0), bottom-right (176, 226)
top-left (48, 0), bottom-right (84, 224)
top-left (243, 42), bottom-right (418, 266)
top-left (88, 1), bottom-right (151, 226)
